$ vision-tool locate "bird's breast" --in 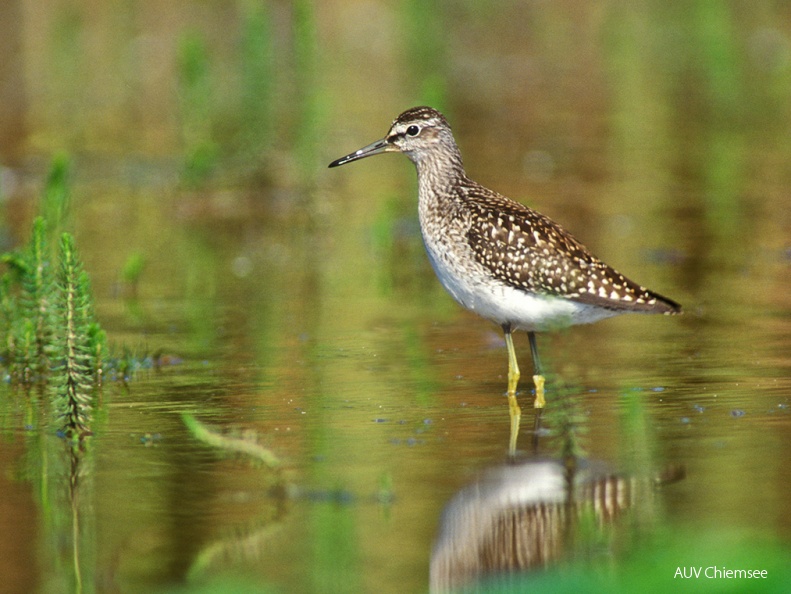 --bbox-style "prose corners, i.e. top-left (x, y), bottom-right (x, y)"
top-left (417, 202), bottom-right (620, 330)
